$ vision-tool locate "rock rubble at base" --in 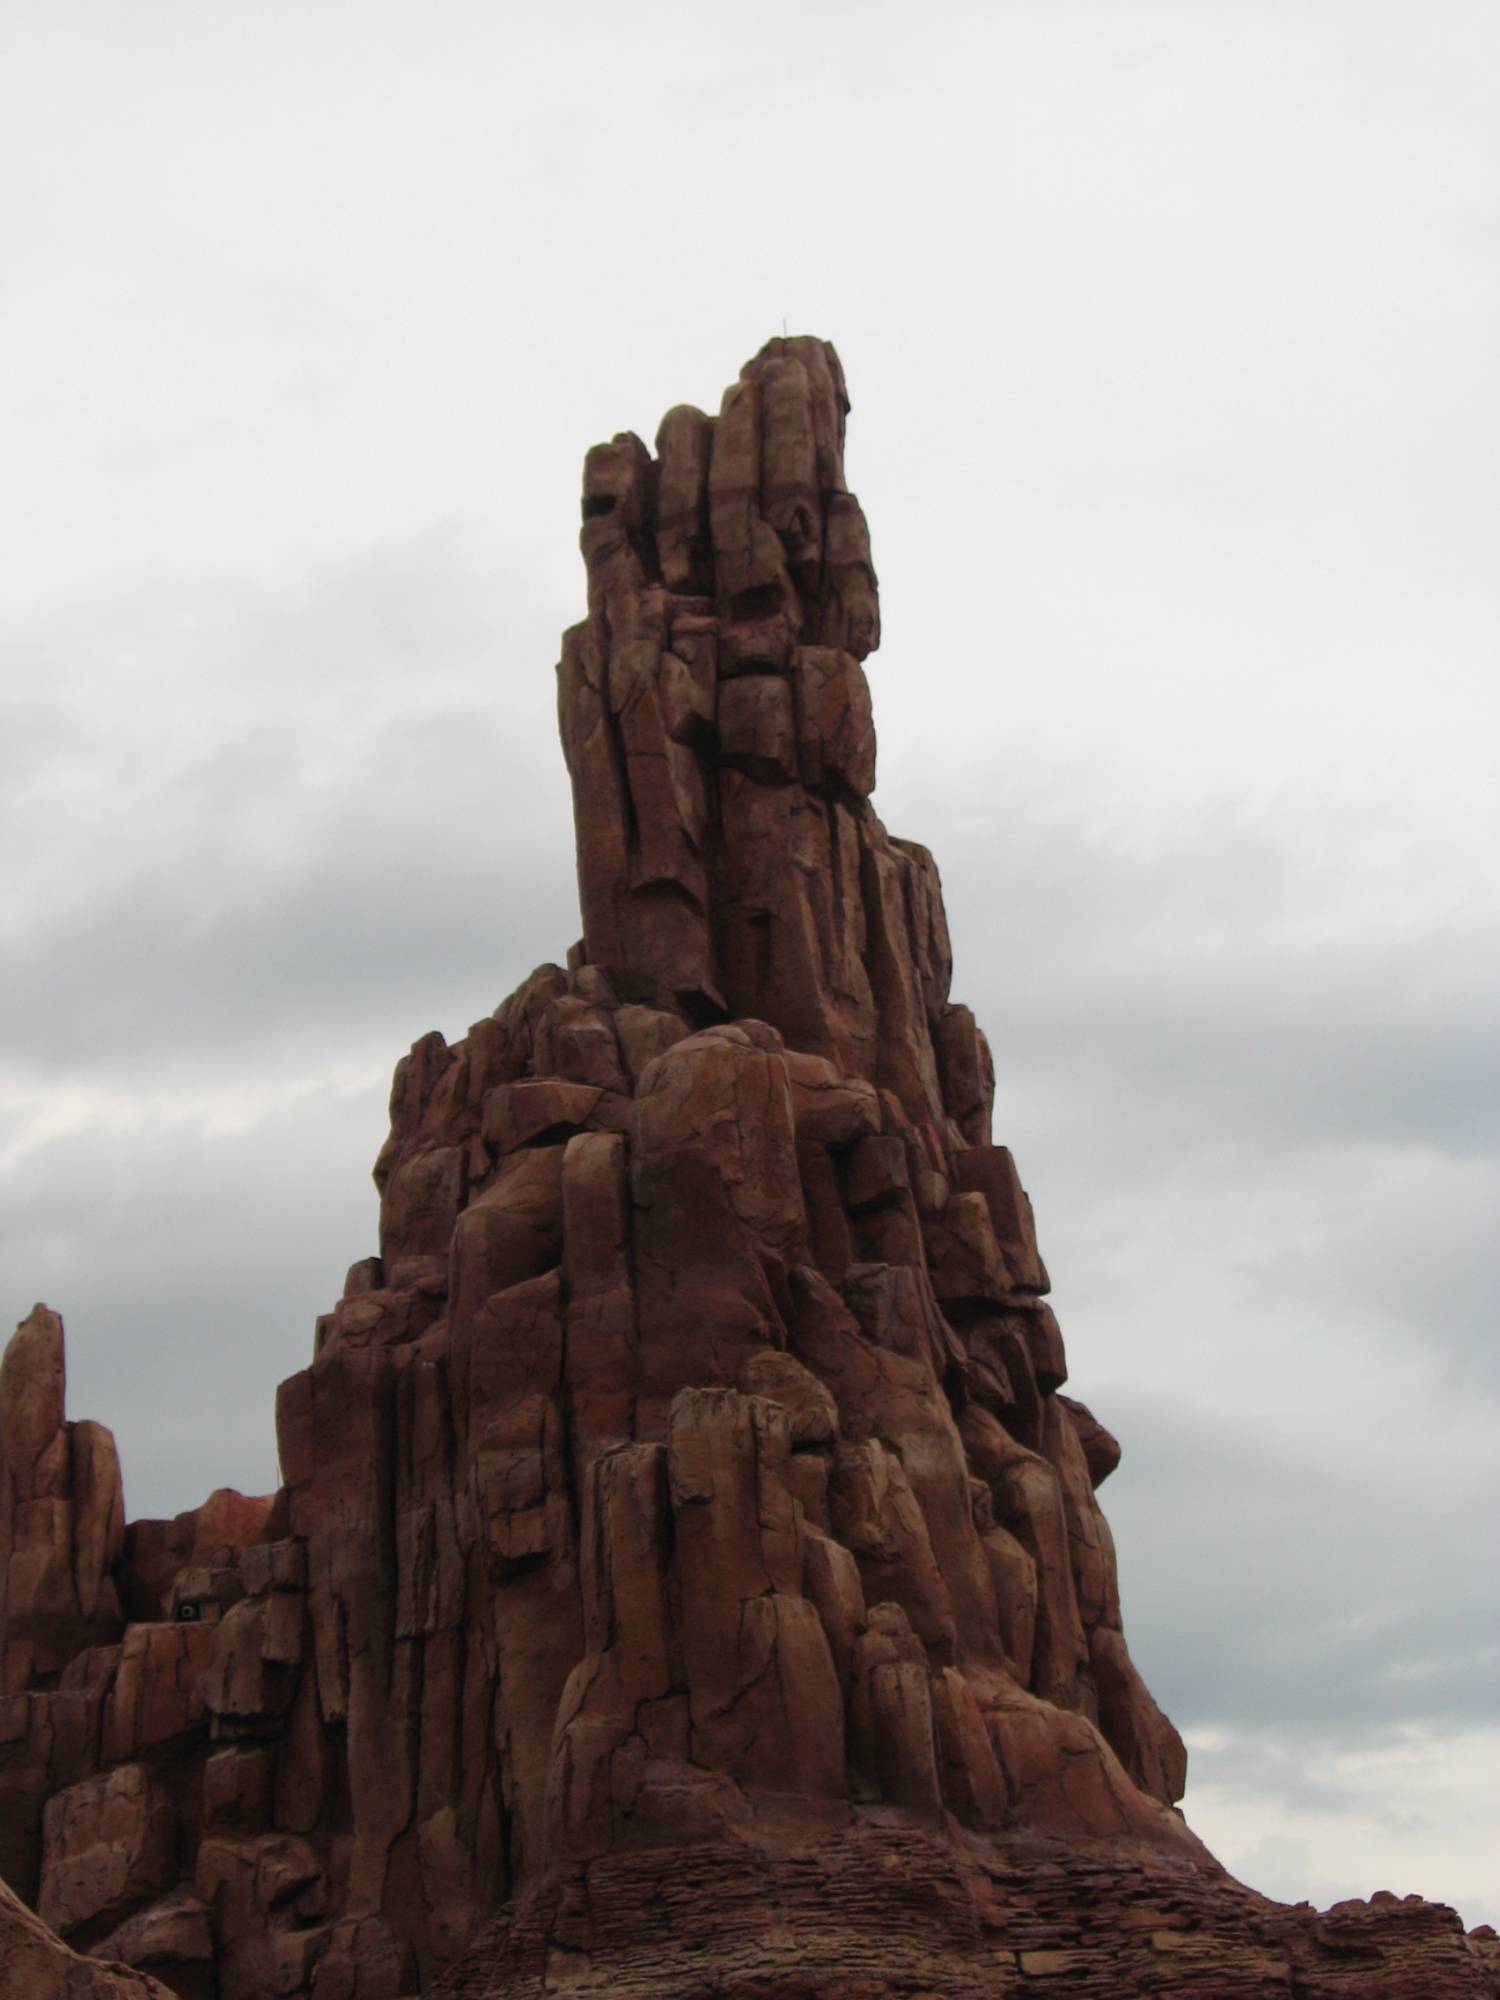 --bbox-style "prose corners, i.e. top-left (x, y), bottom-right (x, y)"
top-left (3, 338), bottom-right (1496, 1998)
